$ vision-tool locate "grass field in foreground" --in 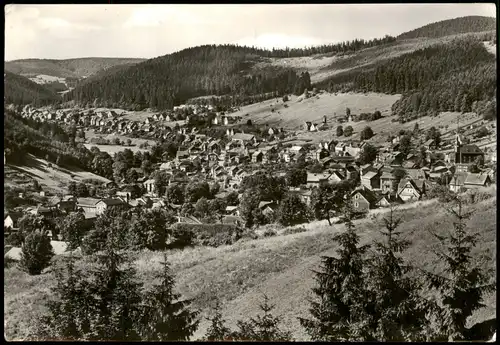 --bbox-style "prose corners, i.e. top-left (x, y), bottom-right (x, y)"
top-left (4, 193), bottom-right (496, 340)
